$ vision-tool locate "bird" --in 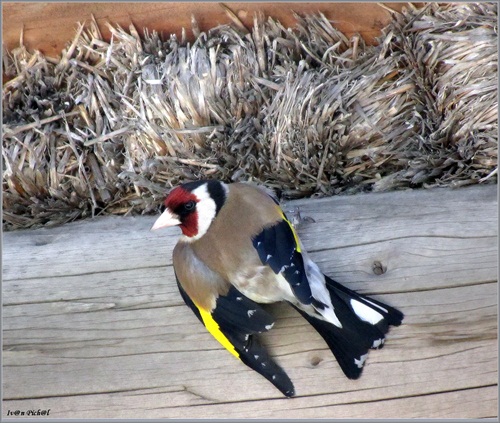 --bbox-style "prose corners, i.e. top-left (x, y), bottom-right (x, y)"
top-left (152, 179), bottom-right (404, 397)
